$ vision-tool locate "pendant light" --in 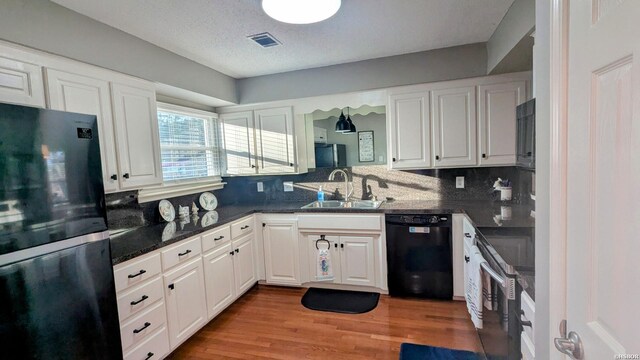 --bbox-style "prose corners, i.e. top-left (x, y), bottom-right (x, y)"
top-left (262, 0), bottom-right (341, 25)
top-left (334, 110), bottom-right (350, 133)
top-left (344, 107), bottom-right (356, 134)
